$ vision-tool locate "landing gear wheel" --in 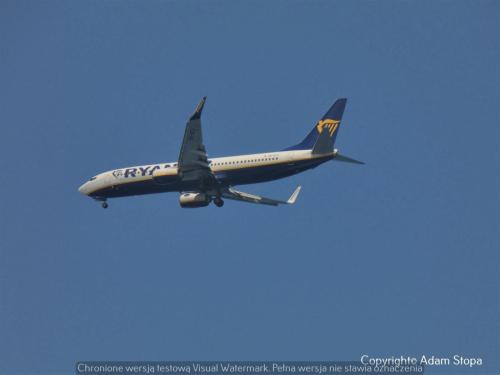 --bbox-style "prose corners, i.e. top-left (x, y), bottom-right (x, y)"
top-left (214, 198), bottom-right (224, 207)
top-left (102, 202), bottom-right (108, 209)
